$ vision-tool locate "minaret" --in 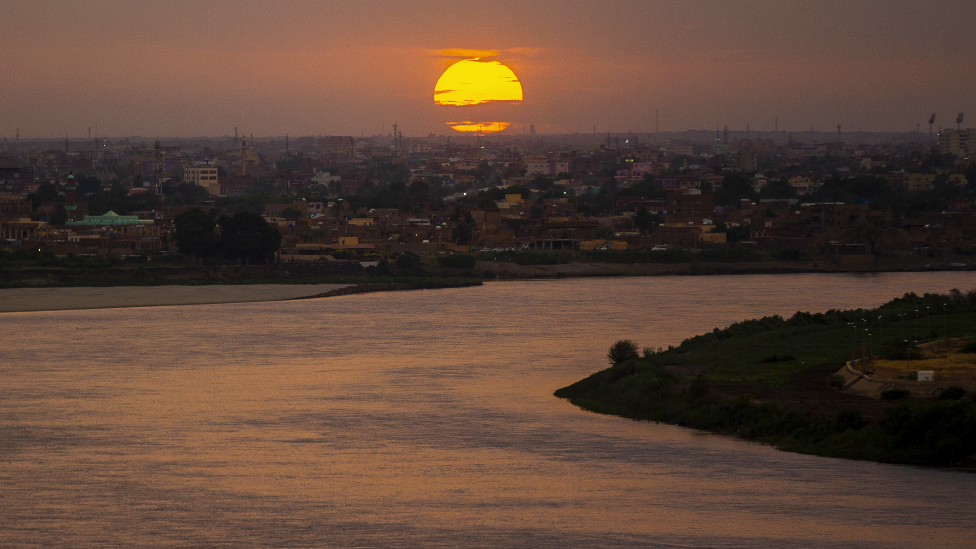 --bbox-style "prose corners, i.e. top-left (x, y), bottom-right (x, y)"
top-left (241, 135), bottom-right (247, 177)
top-left (65, 172), bottom-right (78, 222)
